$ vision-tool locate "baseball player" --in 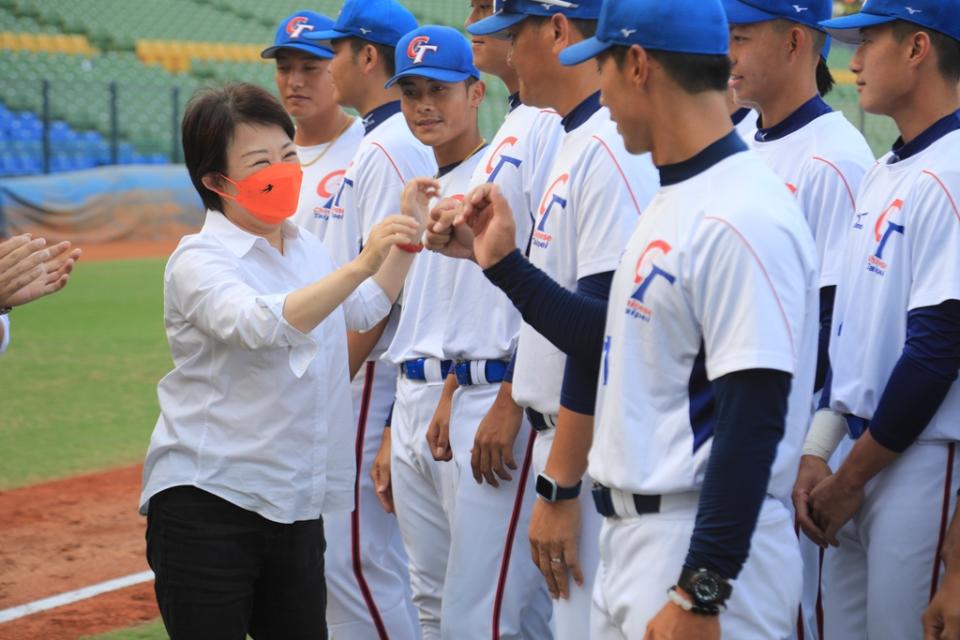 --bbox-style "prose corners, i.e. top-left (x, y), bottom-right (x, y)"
top-left (263, 11), bottom-right (364, 241)
top-left (456, 0), bottom-right (819, 636)
top-left (429, 1), bottom-right (659, 637)
top-left (263, 11), bottom-right (393, 639)
top-left (720, 2), bottom-right (877, 637)
top-left (796, 2), bottom-right (960, 638)
top-left (301, 2), bottom-right (435, 638)
top-left (383, 25), bottom-right (554, 639)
